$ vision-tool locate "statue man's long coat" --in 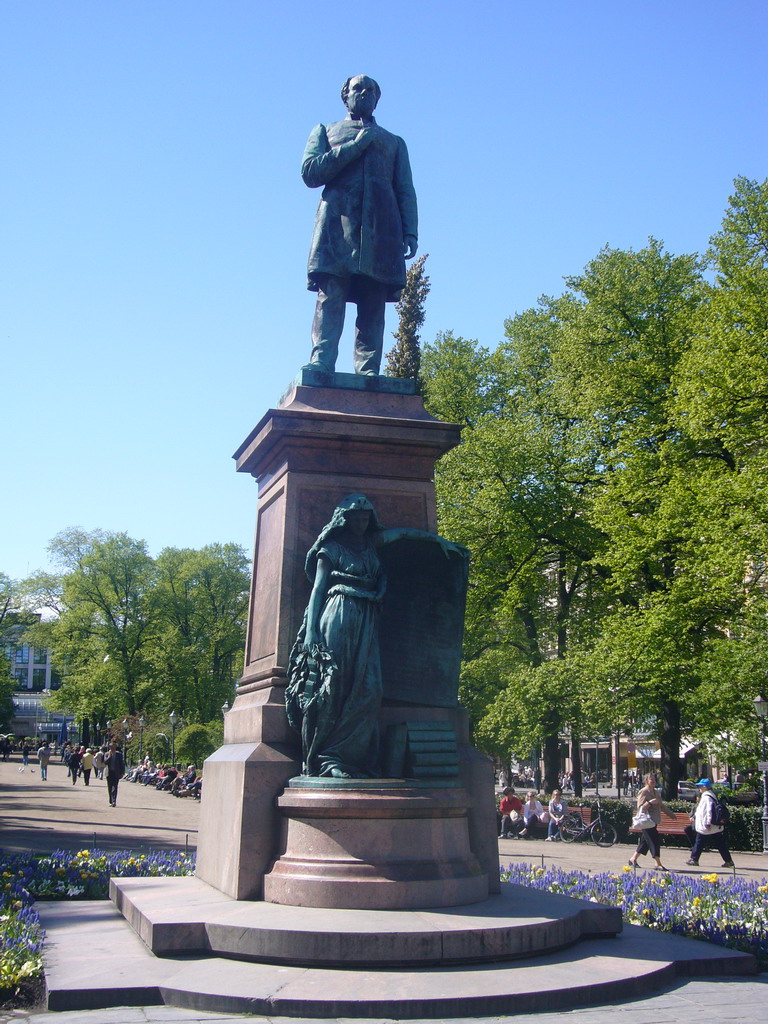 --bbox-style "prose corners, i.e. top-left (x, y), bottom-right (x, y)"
top-left (302, 116), bottom-right (418, 303)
